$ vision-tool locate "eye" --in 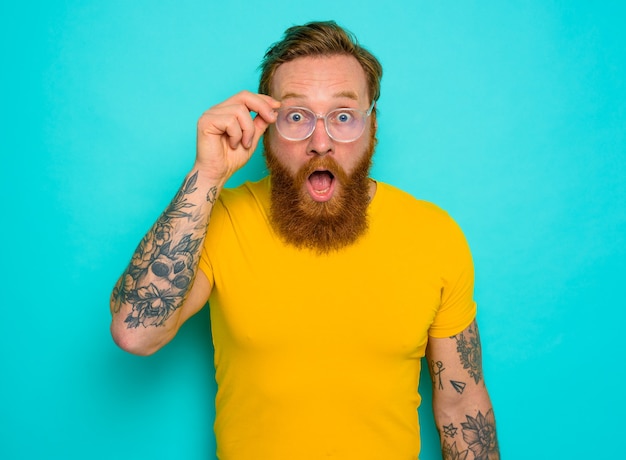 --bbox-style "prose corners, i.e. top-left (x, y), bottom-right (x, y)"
top-left (172, 274), bottom-right (191, 290)
top-left (151, 261), bottom-right (170, 277)
top-left (332, 110), bottom-right (355, 124)
top-left (285, 109), bottom-right (308, 123)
